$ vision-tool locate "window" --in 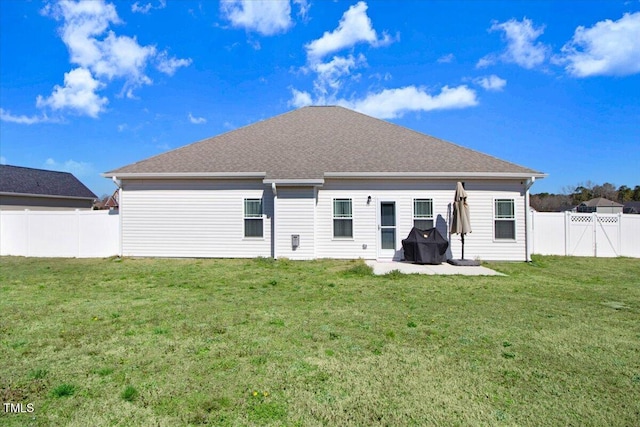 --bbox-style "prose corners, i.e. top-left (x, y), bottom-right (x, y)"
top-left (494, 199), bottom-right (515, 240)
top-left (244, 198), bottom-right (263, 238)
top-left (413, 199), bottom-right (433, 230)
top-left (333, 198), bottom-right (353, 238)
